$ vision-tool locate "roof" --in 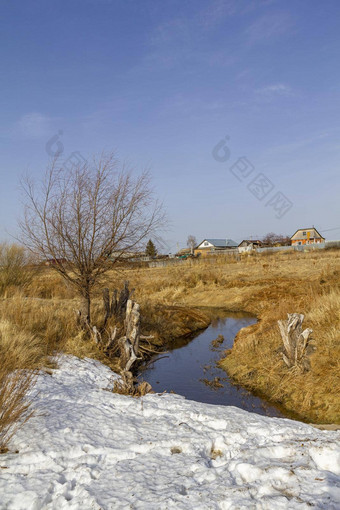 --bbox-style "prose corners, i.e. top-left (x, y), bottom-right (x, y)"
top-left (198, 239), bottom-right (238, 248)
top-left (290, 227), bottom-right (325, 240)
top-left (206, 239), bottom-right (227, 247)
top-left (238, 240), bottom-right (262, 246)
top-left (177, 248), bottom-right (191, 255)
